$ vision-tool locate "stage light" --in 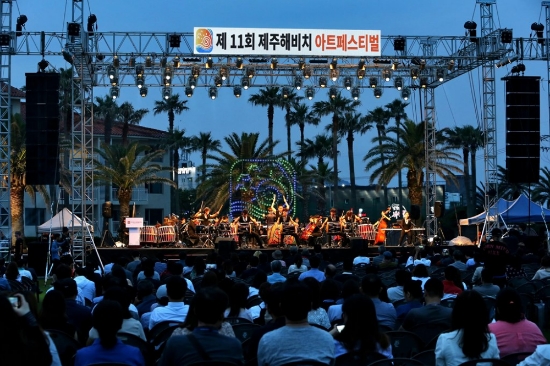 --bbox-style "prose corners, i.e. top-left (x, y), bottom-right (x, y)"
top-left (517, 63), bottom-right (526, 73)
top-left (169, 34), bottom-right (181, 48)
top-left (205, 57), bottom-right (213, 68)
top-left (173, 56), bottom-right (180, 68)
top-left (303, 66), bottom-right (312, 79)
top-left (282, 87), bottom-right (290, 98)
top-left (319, 77), bottom-right (327, 88)
top-left (234, 86), bottom-right (242, 98)
top-left (62, 46), bottom-right (74, 64)
top-left (306, 86), bottom-right (315, 100)
top-left (298, 58), bottom-right (305, 70)
top-left (113, 55), bottom-right (120, 67)
top-left (420, 77), bottom-right (428, 88)
top-left (401, 87), bottom-right (411, 100)
top-left (394, 37), bottom-right (406, 51)
top-left (351, 87), bottom-right (360, 100)
top-left (162, 87), bottom-right (171, 100)
top-left (464, 21), bottom-right (477, 42)
top-left (369, 77), bottom-right (378, 88)
top-left (220, 67), bottom-right (229, 81)
top-left (236, 57), bottom-right (243, 69)
top-left (329, 86), bottom-right (338, 99)
top-left (160, 57), bottom-right (167, 67)
top-left (383, 68), bottom-right (392, 82)
top-left (392, 62), bottom-right (399, 70)
top-left (394, 77), bottom-right (403, 90)
top-left (139, 86), bottom-right (148, 97)
top-left (87, 14), bottom-right (97, 33)
top-left (330, 58), bottom-right (337, 70)
top-left (214, 75), bottom-right (223, 87)
top-left (16, 15), bottom-right (27, 37)
top-left (357, 69), bottom-right (365, 79)
top-left (246, 67), bottom-right (255, 78)
top-left (145, 56), bottom-right (153, 67)
top-left (185, 87), bottom-right (194, 97)
top-left (67, 22), bottom-right (80, 37)
top-left (448, 60), bottom-right (455, 71)
top-left (271, 58), bottom-right (278, 69)
top-left (209, 87), bottom-right (217, 100)
top-left (501, 29), bottom-right (513, 43)
top-left (410, 68), bottom-right (419, 79)
top-left (0, 33), bottom-right (11, 46)
top-left (531, 22), bottom-right (544, 44)
top-left (294, 76), bottom-right (302, 90)
top-left (110, 76), bottom-right (118, 86)
top-left (330, 69), bottom-right (339, 81)
top-left (436, 68), bottom-right (445, 82)
top-left (110, 86), bottom-right (119, 100)
top-left (136, 75), bottom-right (144, 89)
top-left (374, 87), bottom-right (382, 98)
top-left (344, 77), bottom-right (352, 90)
top-left (107, 65), bottom-right (116, 80)
top-left (164, 67), bottom-right (172, 85)
top-left (419, 59), bottom-right (426, 70)
top-left (38, 59), bottom-right (49, 72)
top-left (358, 59), bottom-right (366, 70)
top-left (135, 64), bottom-right (144, 76)
top-left (192, 65), bottom-right (200, 78)
top-left (188, 78), bottom-right (196, 90)
top-left (241, 76), bottom-right (250, 90)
